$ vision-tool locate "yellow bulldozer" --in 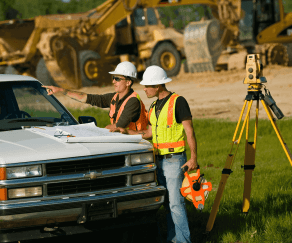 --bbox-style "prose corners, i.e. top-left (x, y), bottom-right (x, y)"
top-left (0, 0), bottom-right (290, 88)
